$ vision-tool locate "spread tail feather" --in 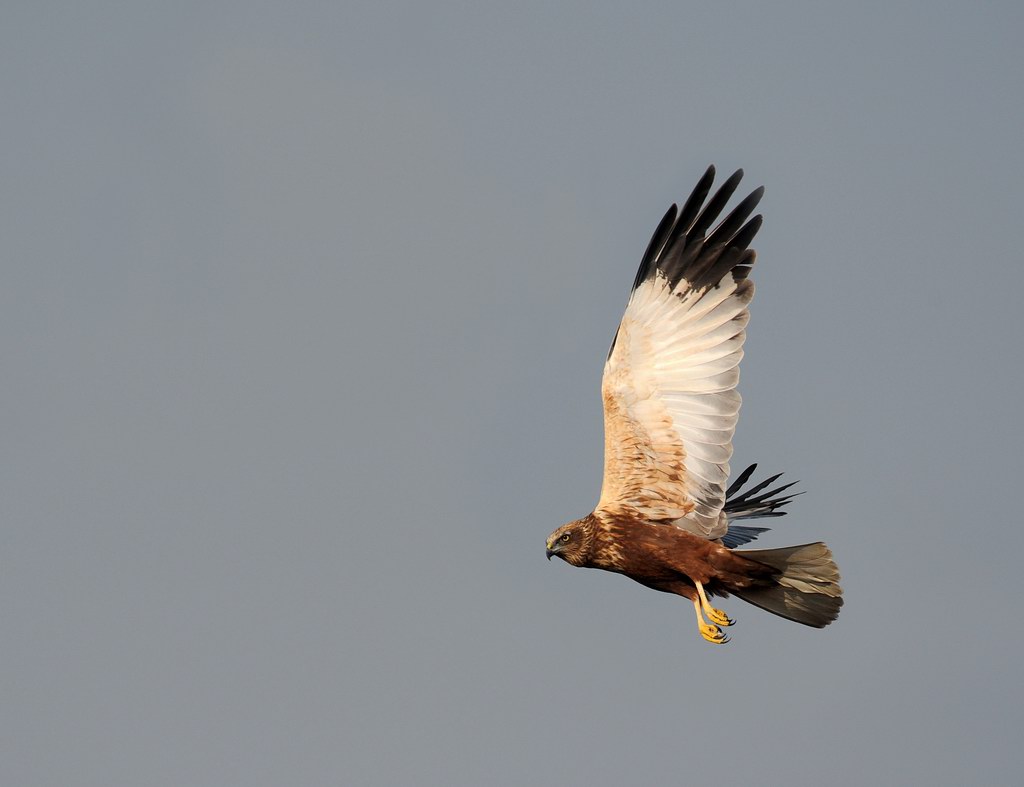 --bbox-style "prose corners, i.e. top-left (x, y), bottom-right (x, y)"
top-left (733, 542), bottom-right (843, 628)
